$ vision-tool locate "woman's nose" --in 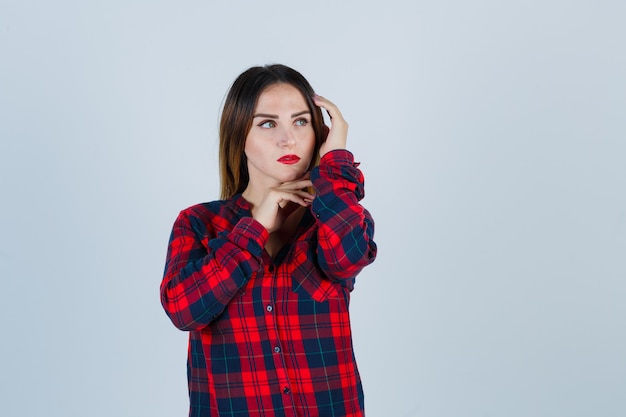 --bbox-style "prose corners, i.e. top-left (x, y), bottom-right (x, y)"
top-left (278, 129), bottom-right (296, 147)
